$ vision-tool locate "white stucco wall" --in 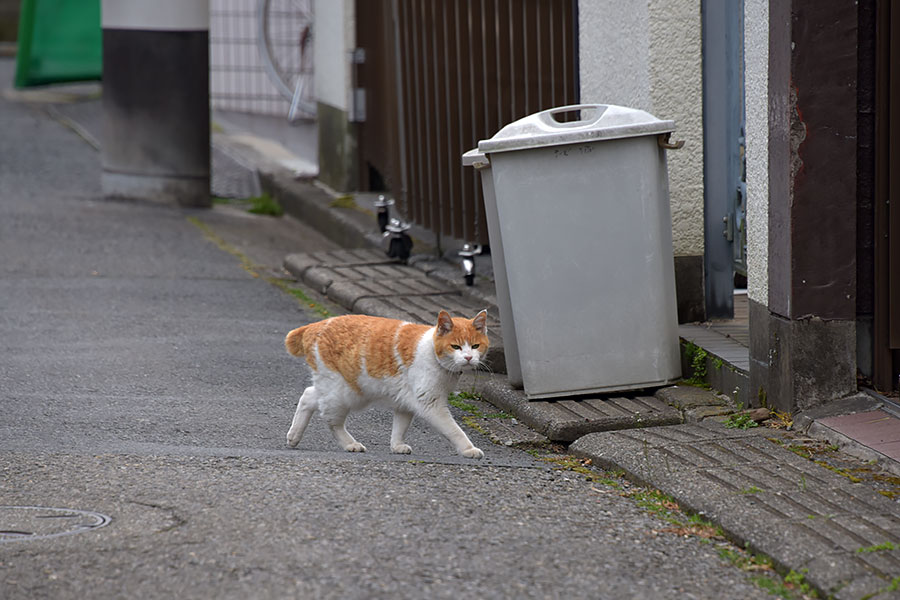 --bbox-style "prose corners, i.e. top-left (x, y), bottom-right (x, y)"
top-left (744, 0), bottom-right (769, 306)
top-left (579, 0), bottom-right (704, 258)
top-left (313, 0), bottom-right (353, 111)
top-left (578, 2), bottom-right (651, 110)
